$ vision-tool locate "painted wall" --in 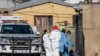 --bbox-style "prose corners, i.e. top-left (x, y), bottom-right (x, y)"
top-left (13, 3), bottom-right (77, 27)
top-left (82, 4), bottom-right (100, 56)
